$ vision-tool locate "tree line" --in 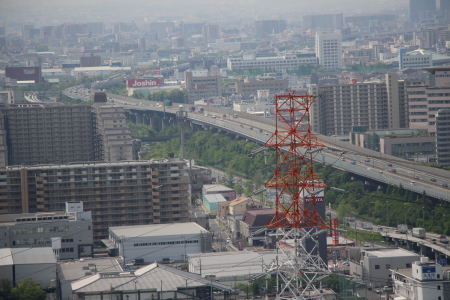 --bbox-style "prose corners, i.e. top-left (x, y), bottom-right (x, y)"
top-left (139, 124), bottom-right (450, 235)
